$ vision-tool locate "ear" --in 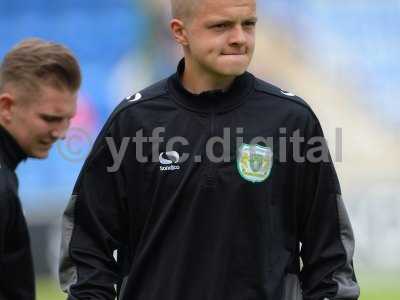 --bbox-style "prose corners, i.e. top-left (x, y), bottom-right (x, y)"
top-left (0, 92), bottom-right (15, 123)
top-left (170, 18), bottom-right (189, 46)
